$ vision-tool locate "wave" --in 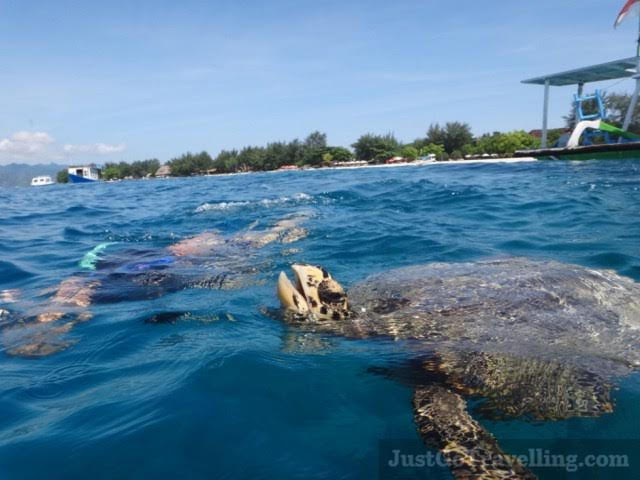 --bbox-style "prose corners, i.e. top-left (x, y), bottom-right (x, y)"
top-left (1, 159), bottom-right (640, 479)
top-left (0, 260), bottom-right (33, 284)
top-left (195, 192), bottom-right (313, 213)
